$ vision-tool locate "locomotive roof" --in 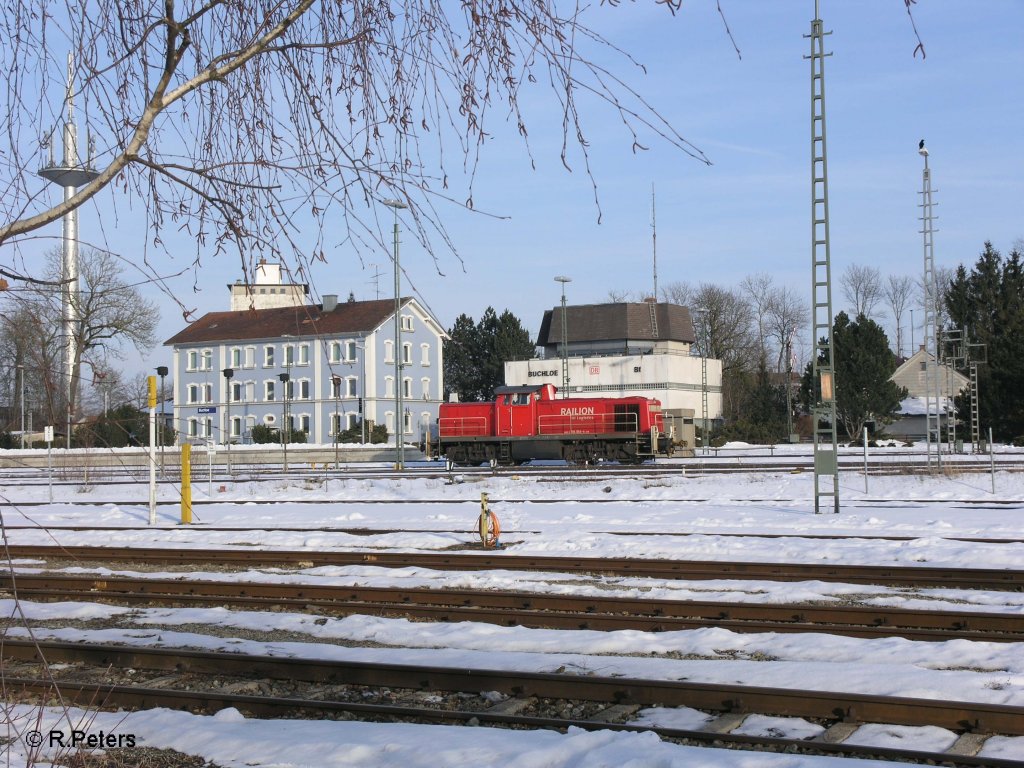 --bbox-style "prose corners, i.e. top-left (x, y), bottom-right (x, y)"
top-left (494, 385), bottom-right (546, 395)
top-left (537, 301), bottom-right (695, 346)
